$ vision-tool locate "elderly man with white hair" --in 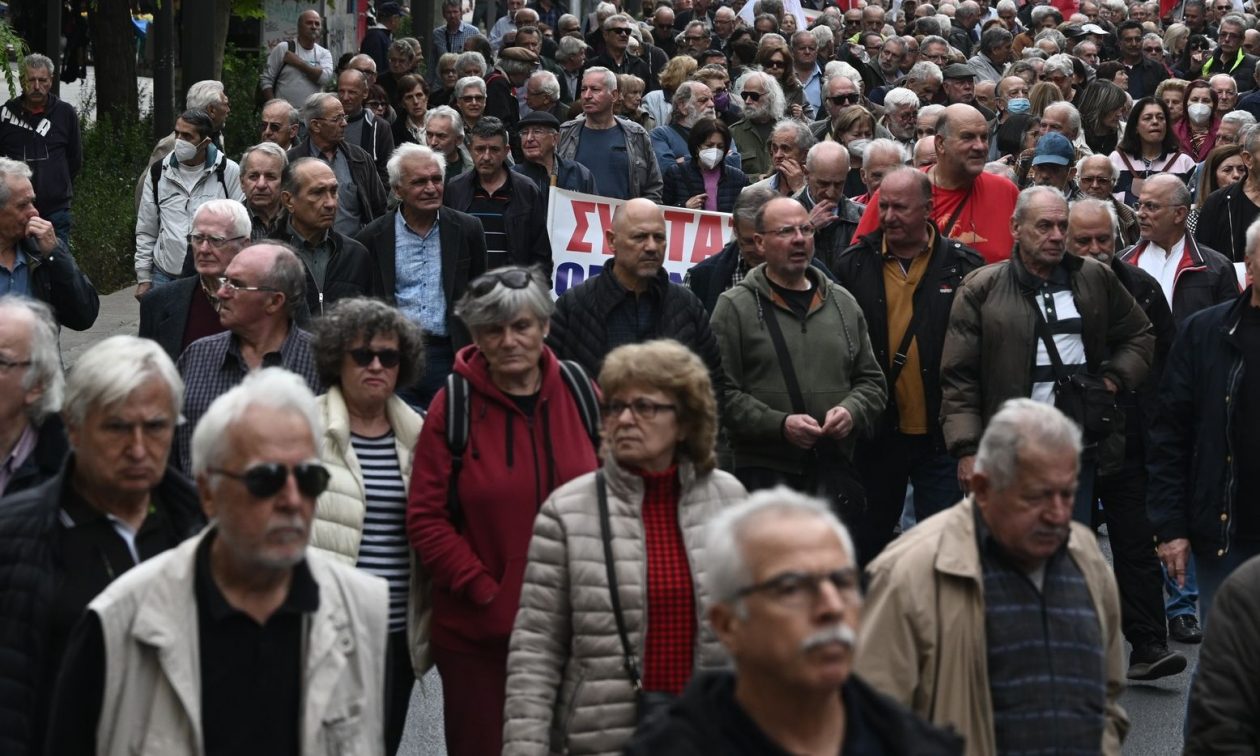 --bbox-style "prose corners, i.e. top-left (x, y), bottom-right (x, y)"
top-left (859, 399), bottom-right (1130, 754)
top-left (809, 71), bottom-right (863, 142)
top-left (902, 61), bottom-right (943, 107)
top-left (558, 66), bottom-right (663, 201)
top-left (0, 335), bottom-right (205, 756)
top-left (0, 297), bottom-right (66, 498)
top-left (852, 139), bottom-right (908, 205)
top-left (731, 70), bottom-right (788, 179)
top-left (746, 119), bottom-right (817, 197)
top-left (879, 87), bottom-right (919, 148)
top-left (45, 368), bottom-right (389, 756)
top-left (626, 488), bottom-right (963, 754)
top-left (793, 141), bottom-right (865, 271)
top-left (139, 199), bottom-right (253, 361)
top-left (650, 80), bottom-right (742, 173)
